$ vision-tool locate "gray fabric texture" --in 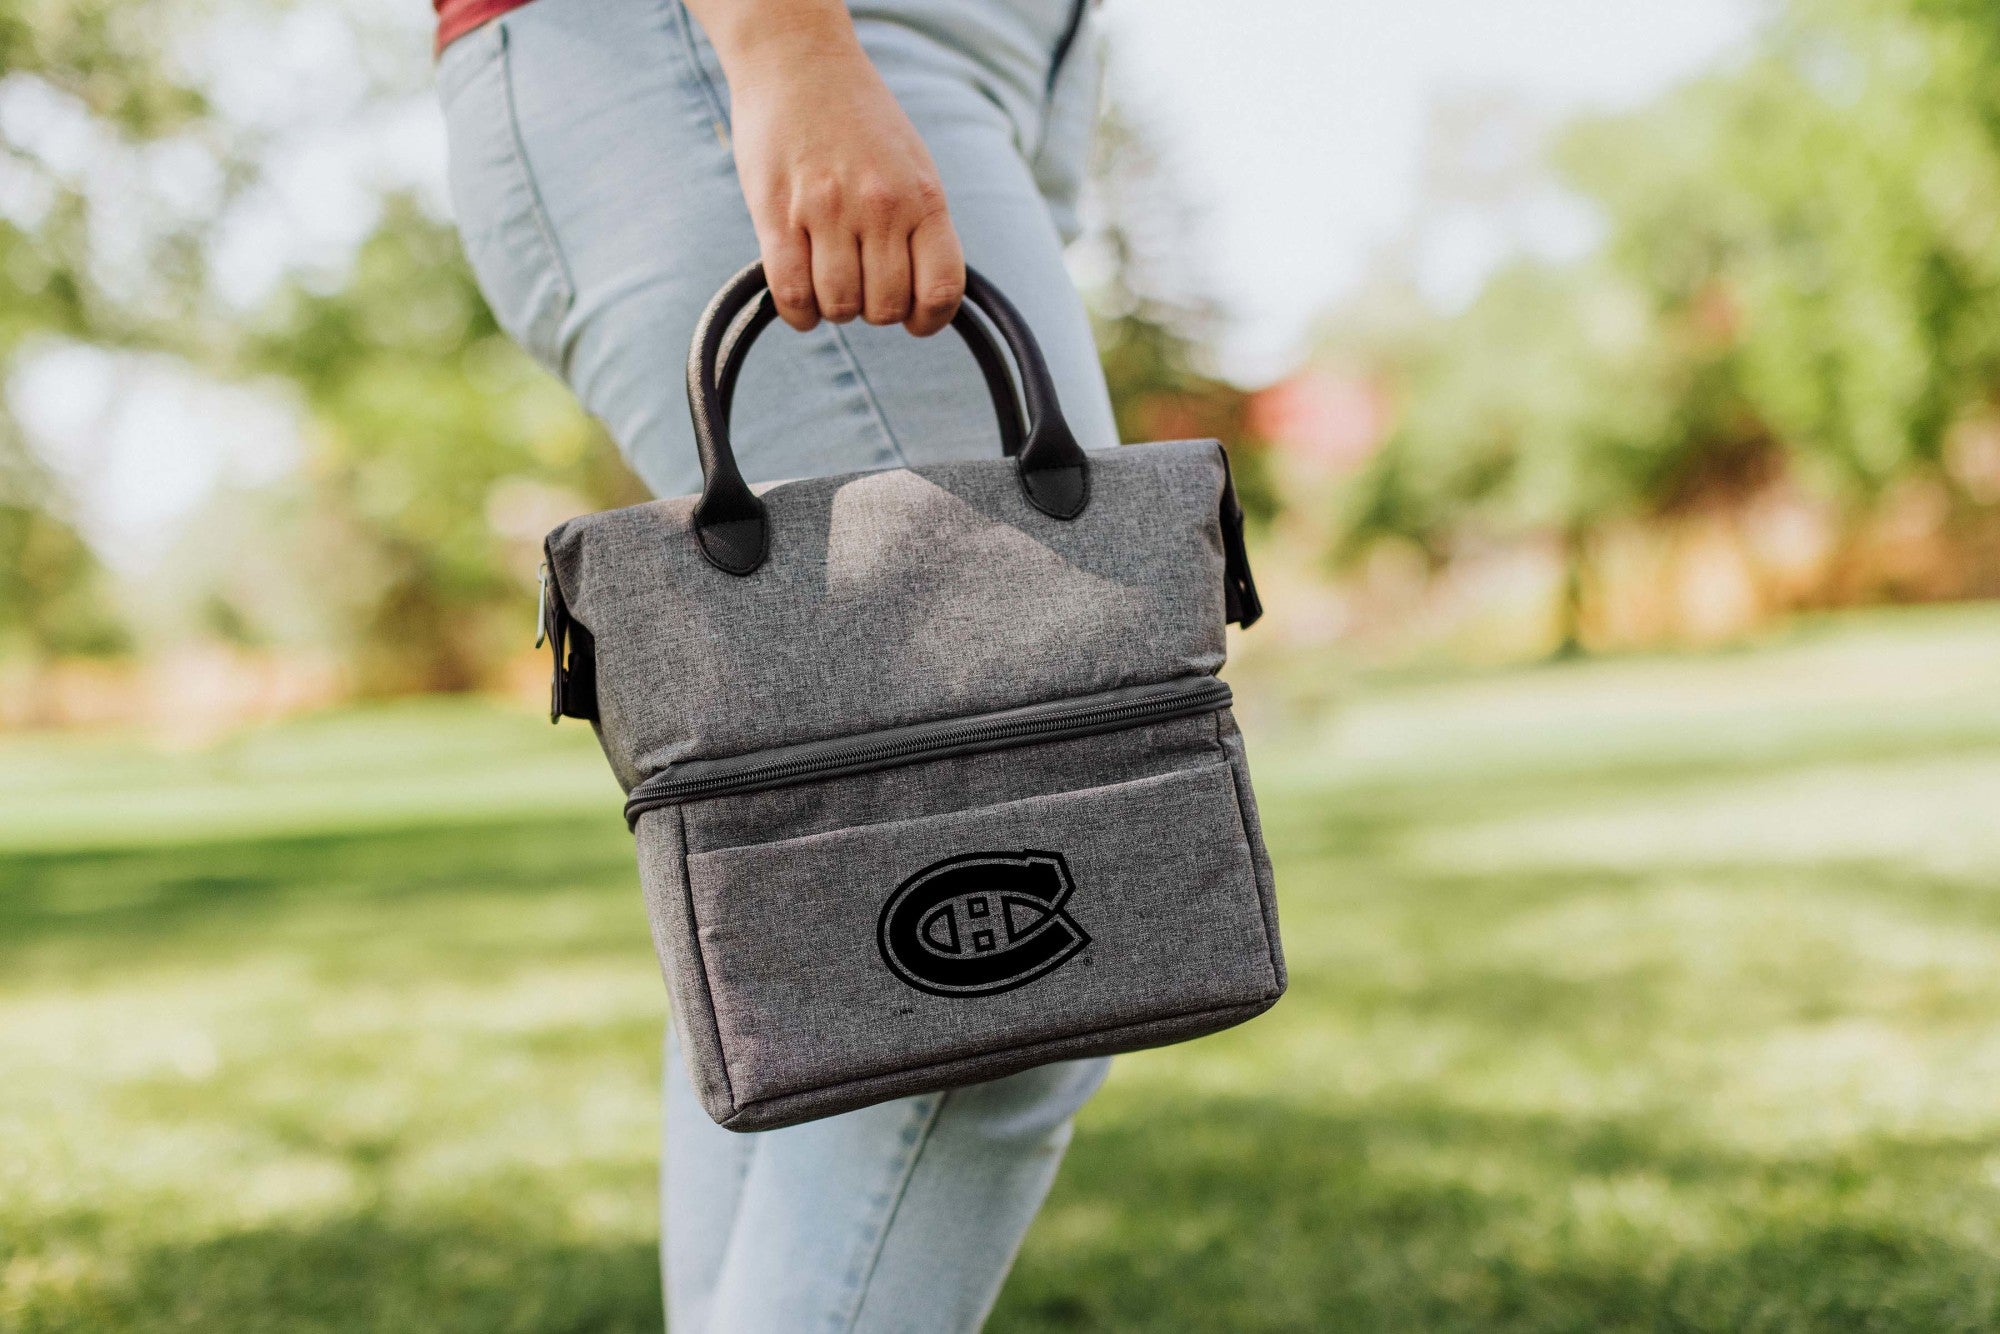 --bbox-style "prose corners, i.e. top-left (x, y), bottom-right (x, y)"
top-left (560, 437), bottom-right (1283, 1130)
top-left (546, 437), bottom-right (1230, 790)
top-left (689, 761), bottom-right (1273, 1104)
top-left (635, 715), bottom-right (1282, 1131)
